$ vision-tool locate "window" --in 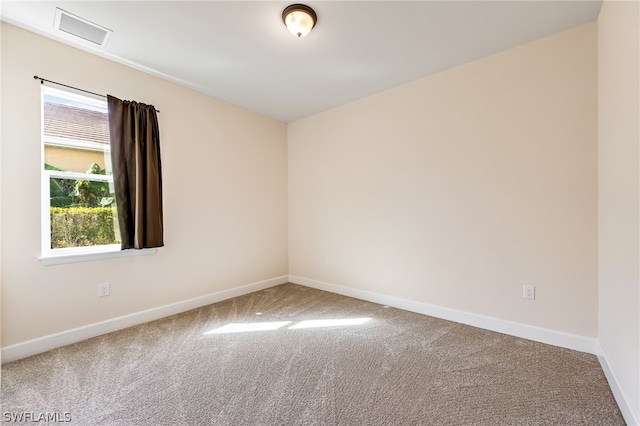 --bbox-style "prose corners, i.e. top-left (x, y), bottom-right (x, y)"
top-left (41, 86), bottom-right (121, 257)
